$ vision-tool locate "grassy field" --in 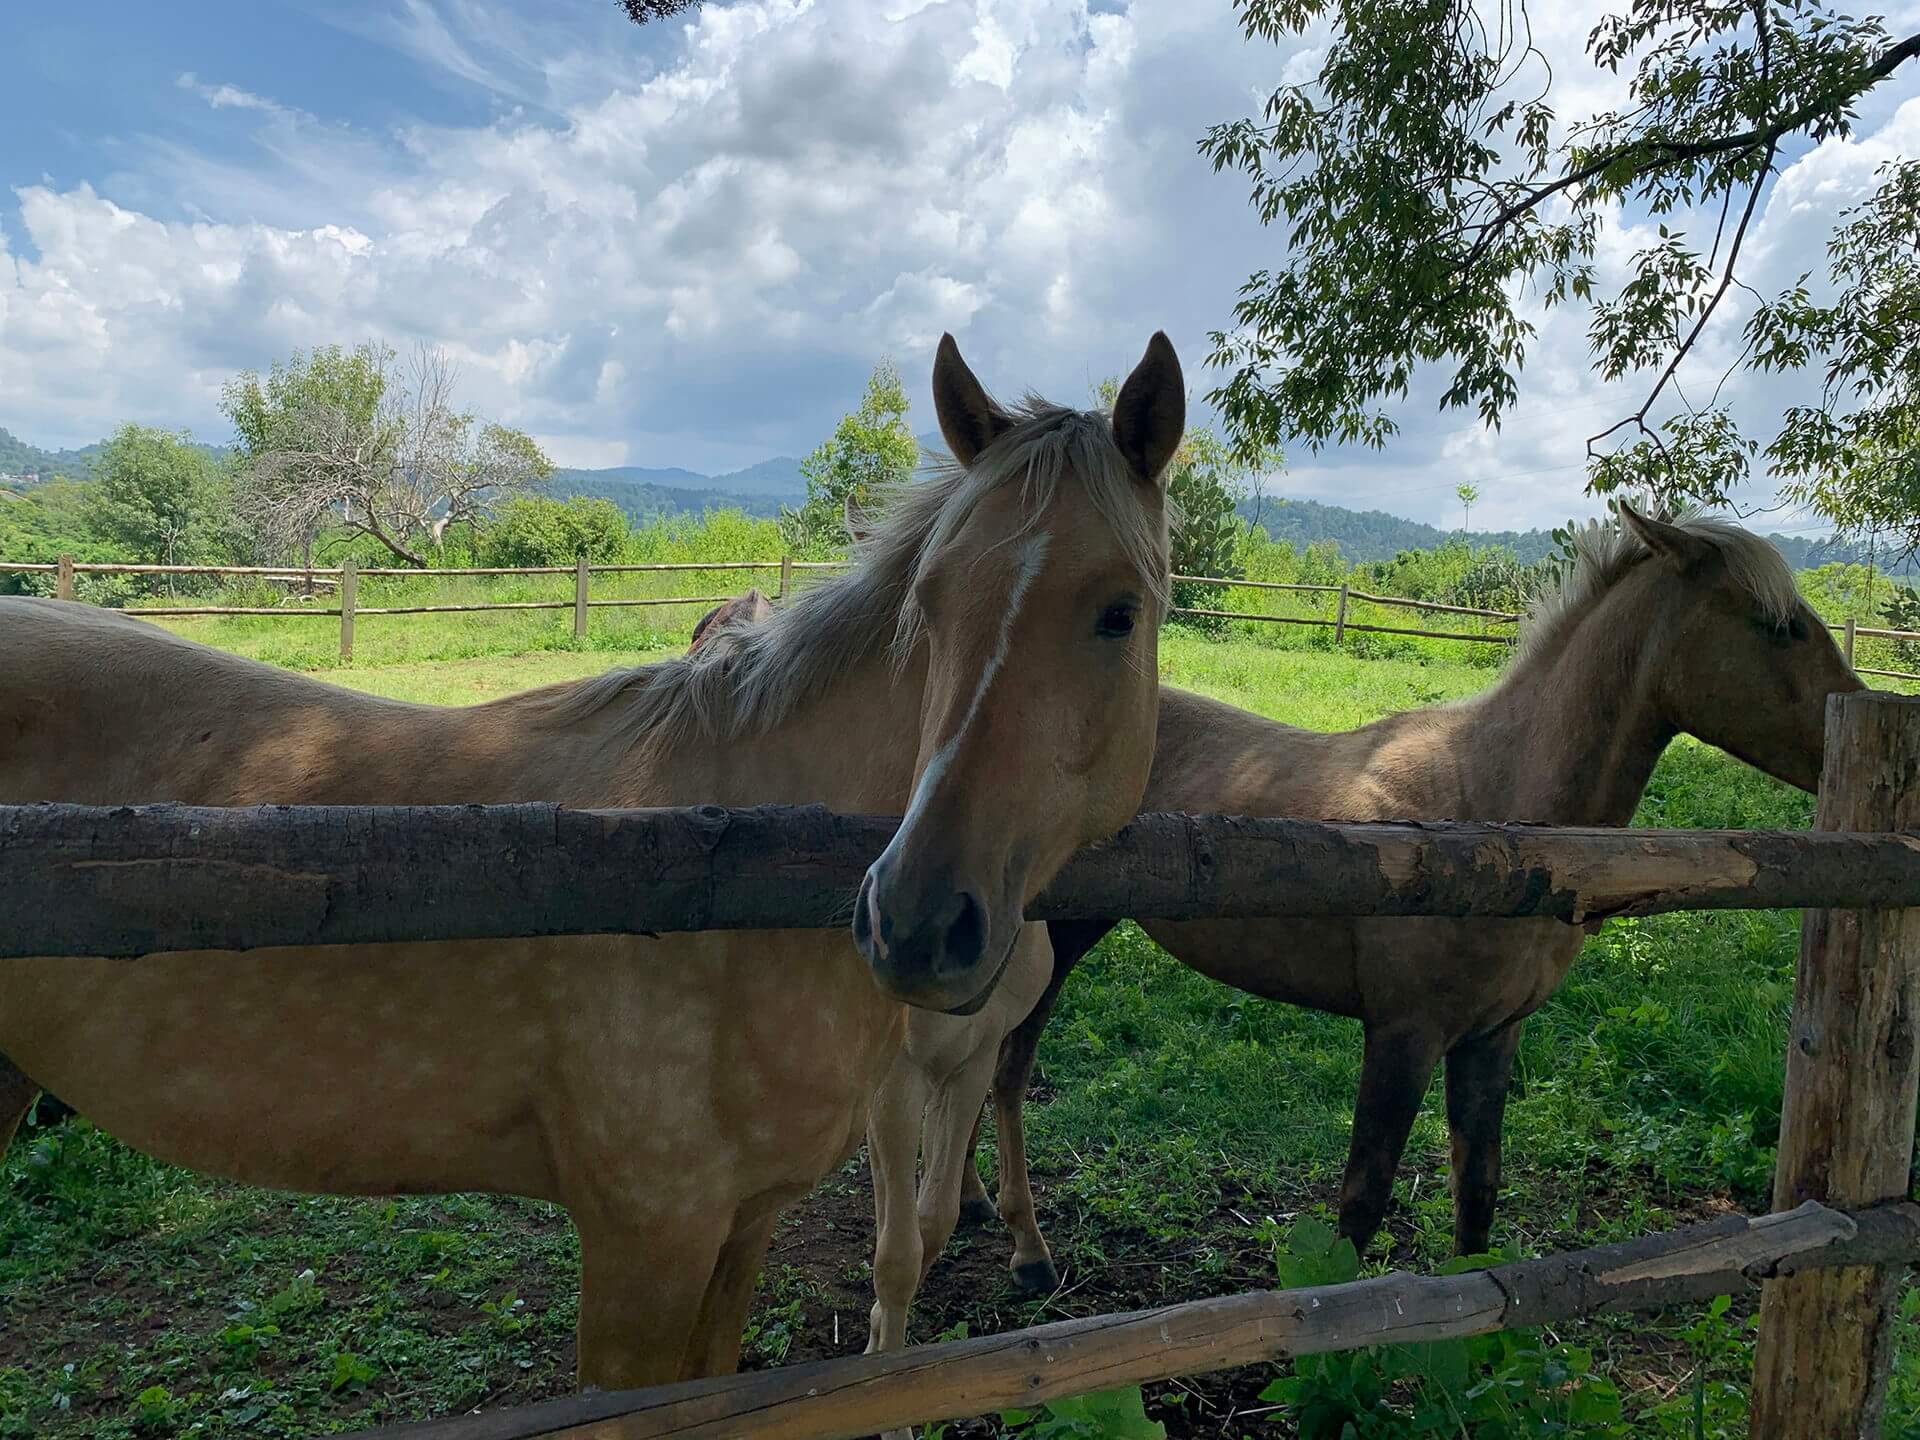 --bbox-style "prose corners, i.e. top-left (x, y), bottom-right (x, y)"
top-left (2, 622), bottom-right (1916, 1439)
